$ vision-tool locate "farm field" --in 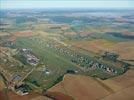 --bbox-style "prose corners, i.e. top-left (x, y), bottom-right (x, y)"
top-left (0, 8), bottom-right (134, 100)
top-left (49, 69), bottom-right (134, 100)
top-left (8, 91), bottom-right (51, 100)
top-left (49, 74), bottom-right (111, 100)
top-left (101, 69), bottom-right (134, 100)
top-left (72, 39), bottom-right (134, 65)
top-left (0, 76), bottom-right (5, 91)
